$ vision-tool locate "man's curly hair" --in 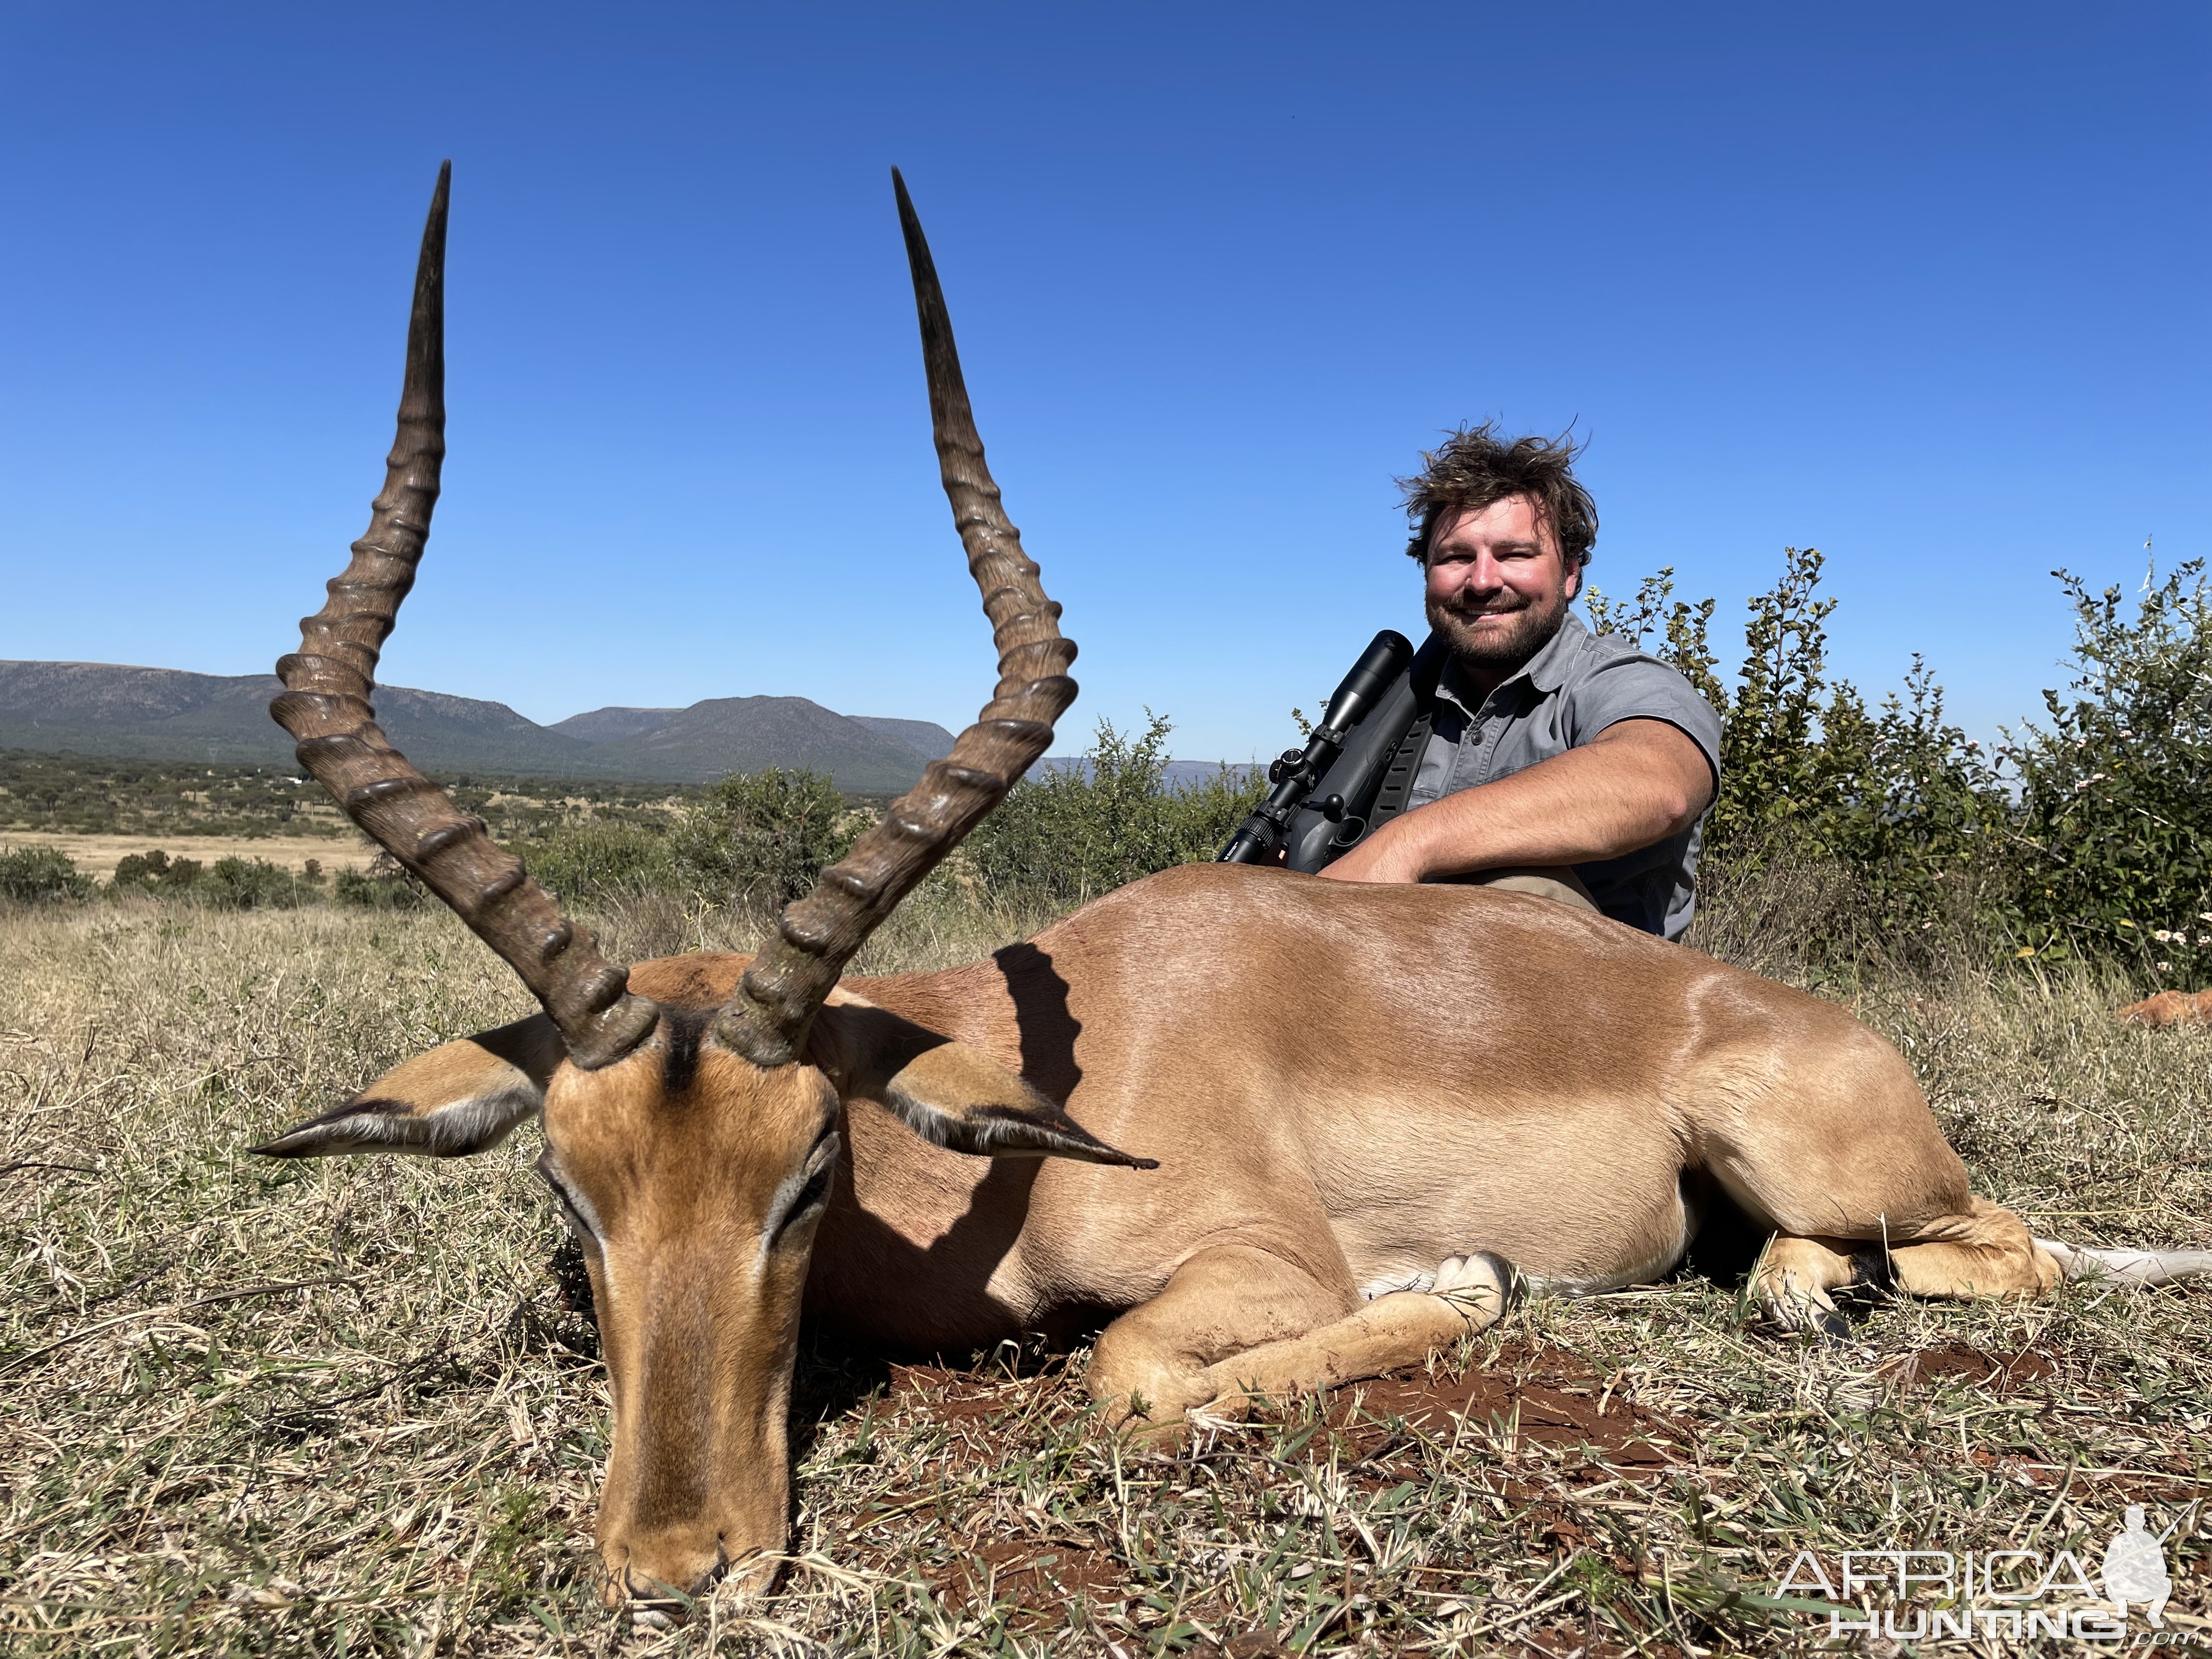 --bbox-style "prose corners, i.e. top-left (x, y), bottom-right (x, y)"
top-left (1399, 423), bottom-right (1598, 570)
